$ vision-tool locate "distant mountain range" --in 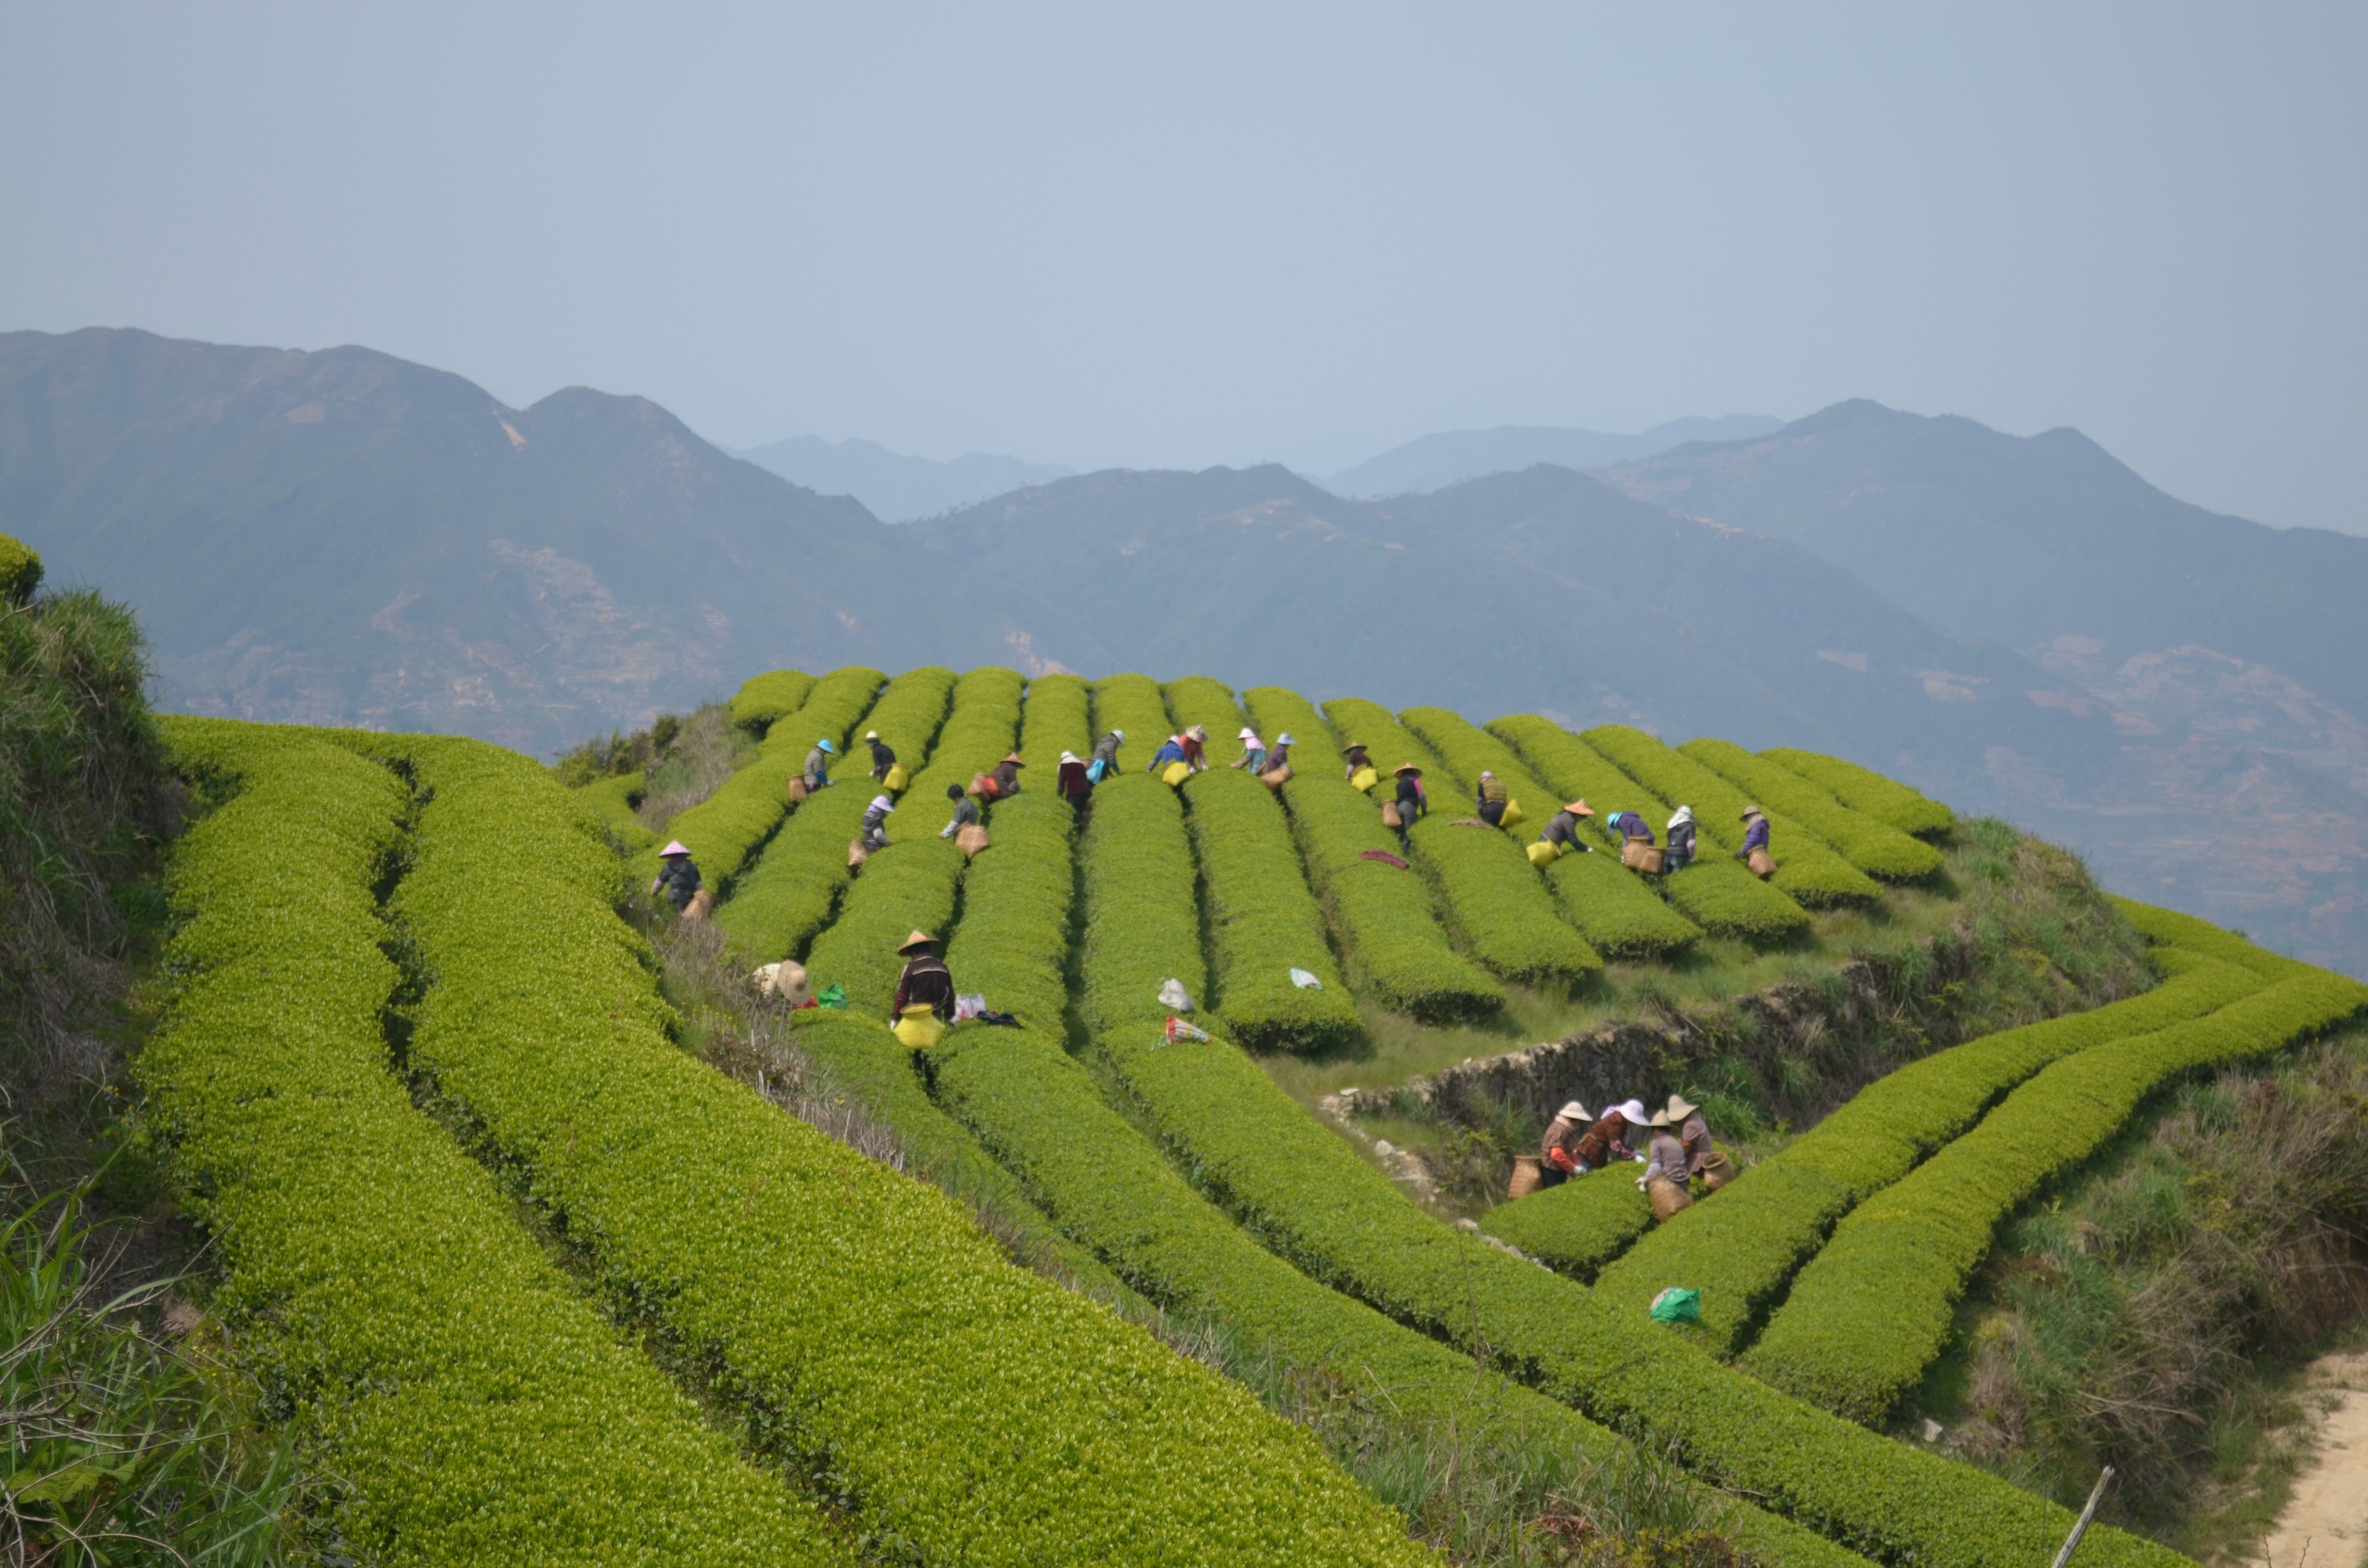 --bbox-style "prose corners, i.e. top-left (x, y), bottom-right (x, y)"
top-left (736, 435), bottom-right (1072, 522)
top-left (1325, 416), bottom-right (1786, 498)
top-left (4, 327), bottom-right (2363, 974)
